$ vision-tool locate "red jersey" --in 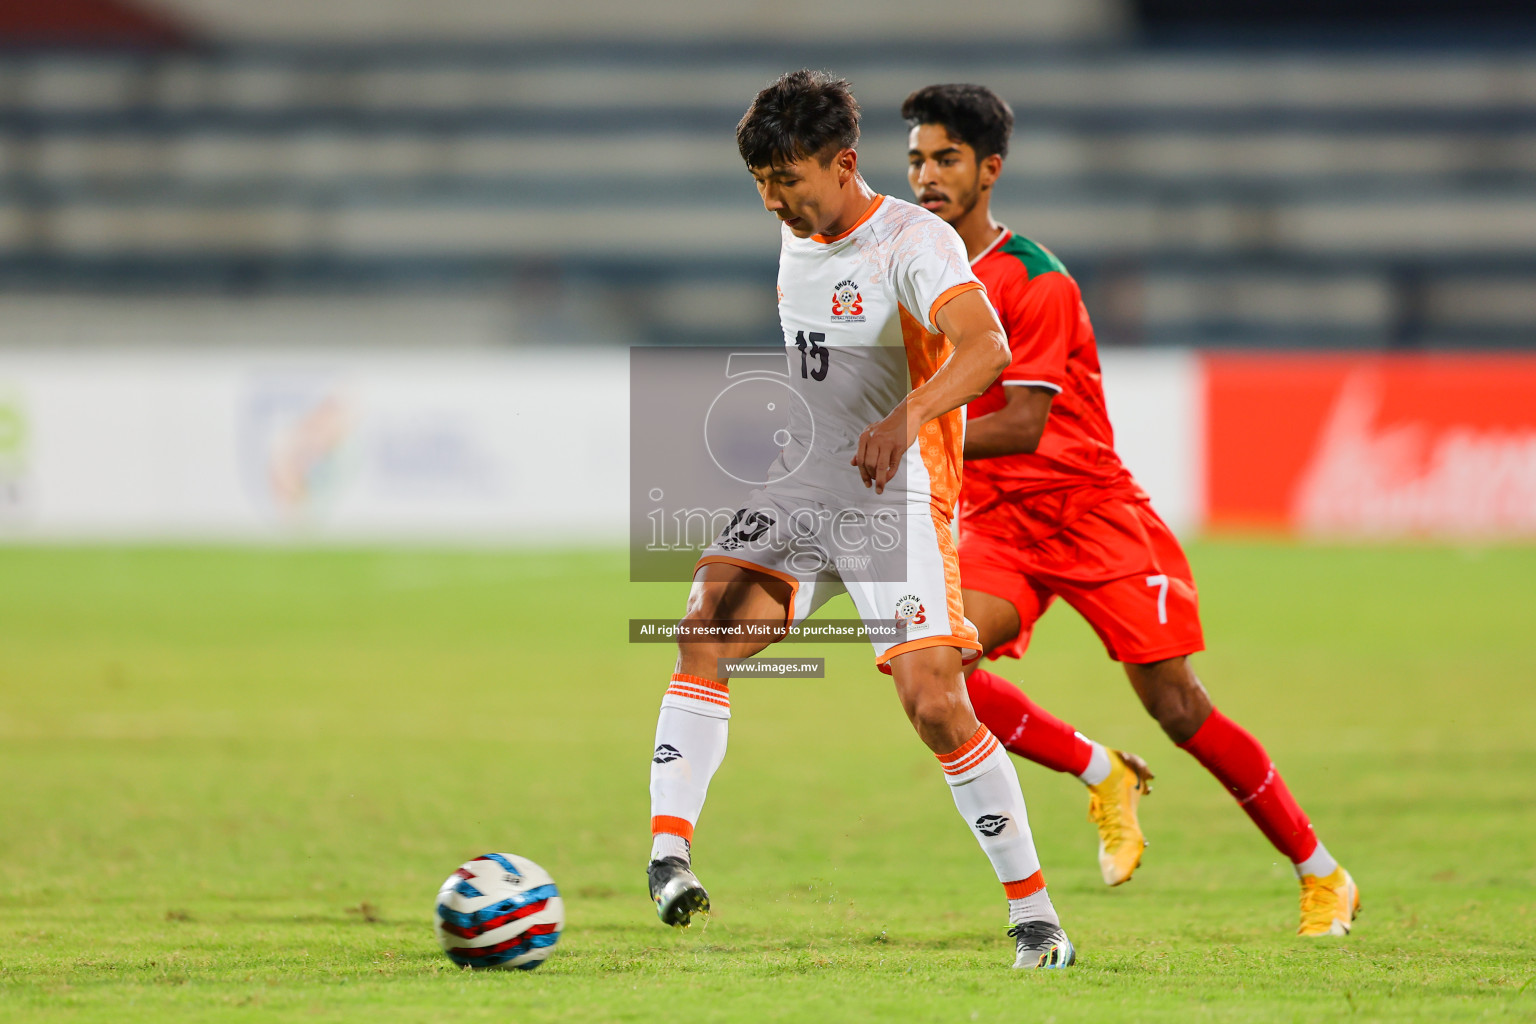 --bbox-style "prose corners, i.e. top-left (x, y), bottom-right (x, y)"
top-left (961, 229), bottom-right (1144, 544)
